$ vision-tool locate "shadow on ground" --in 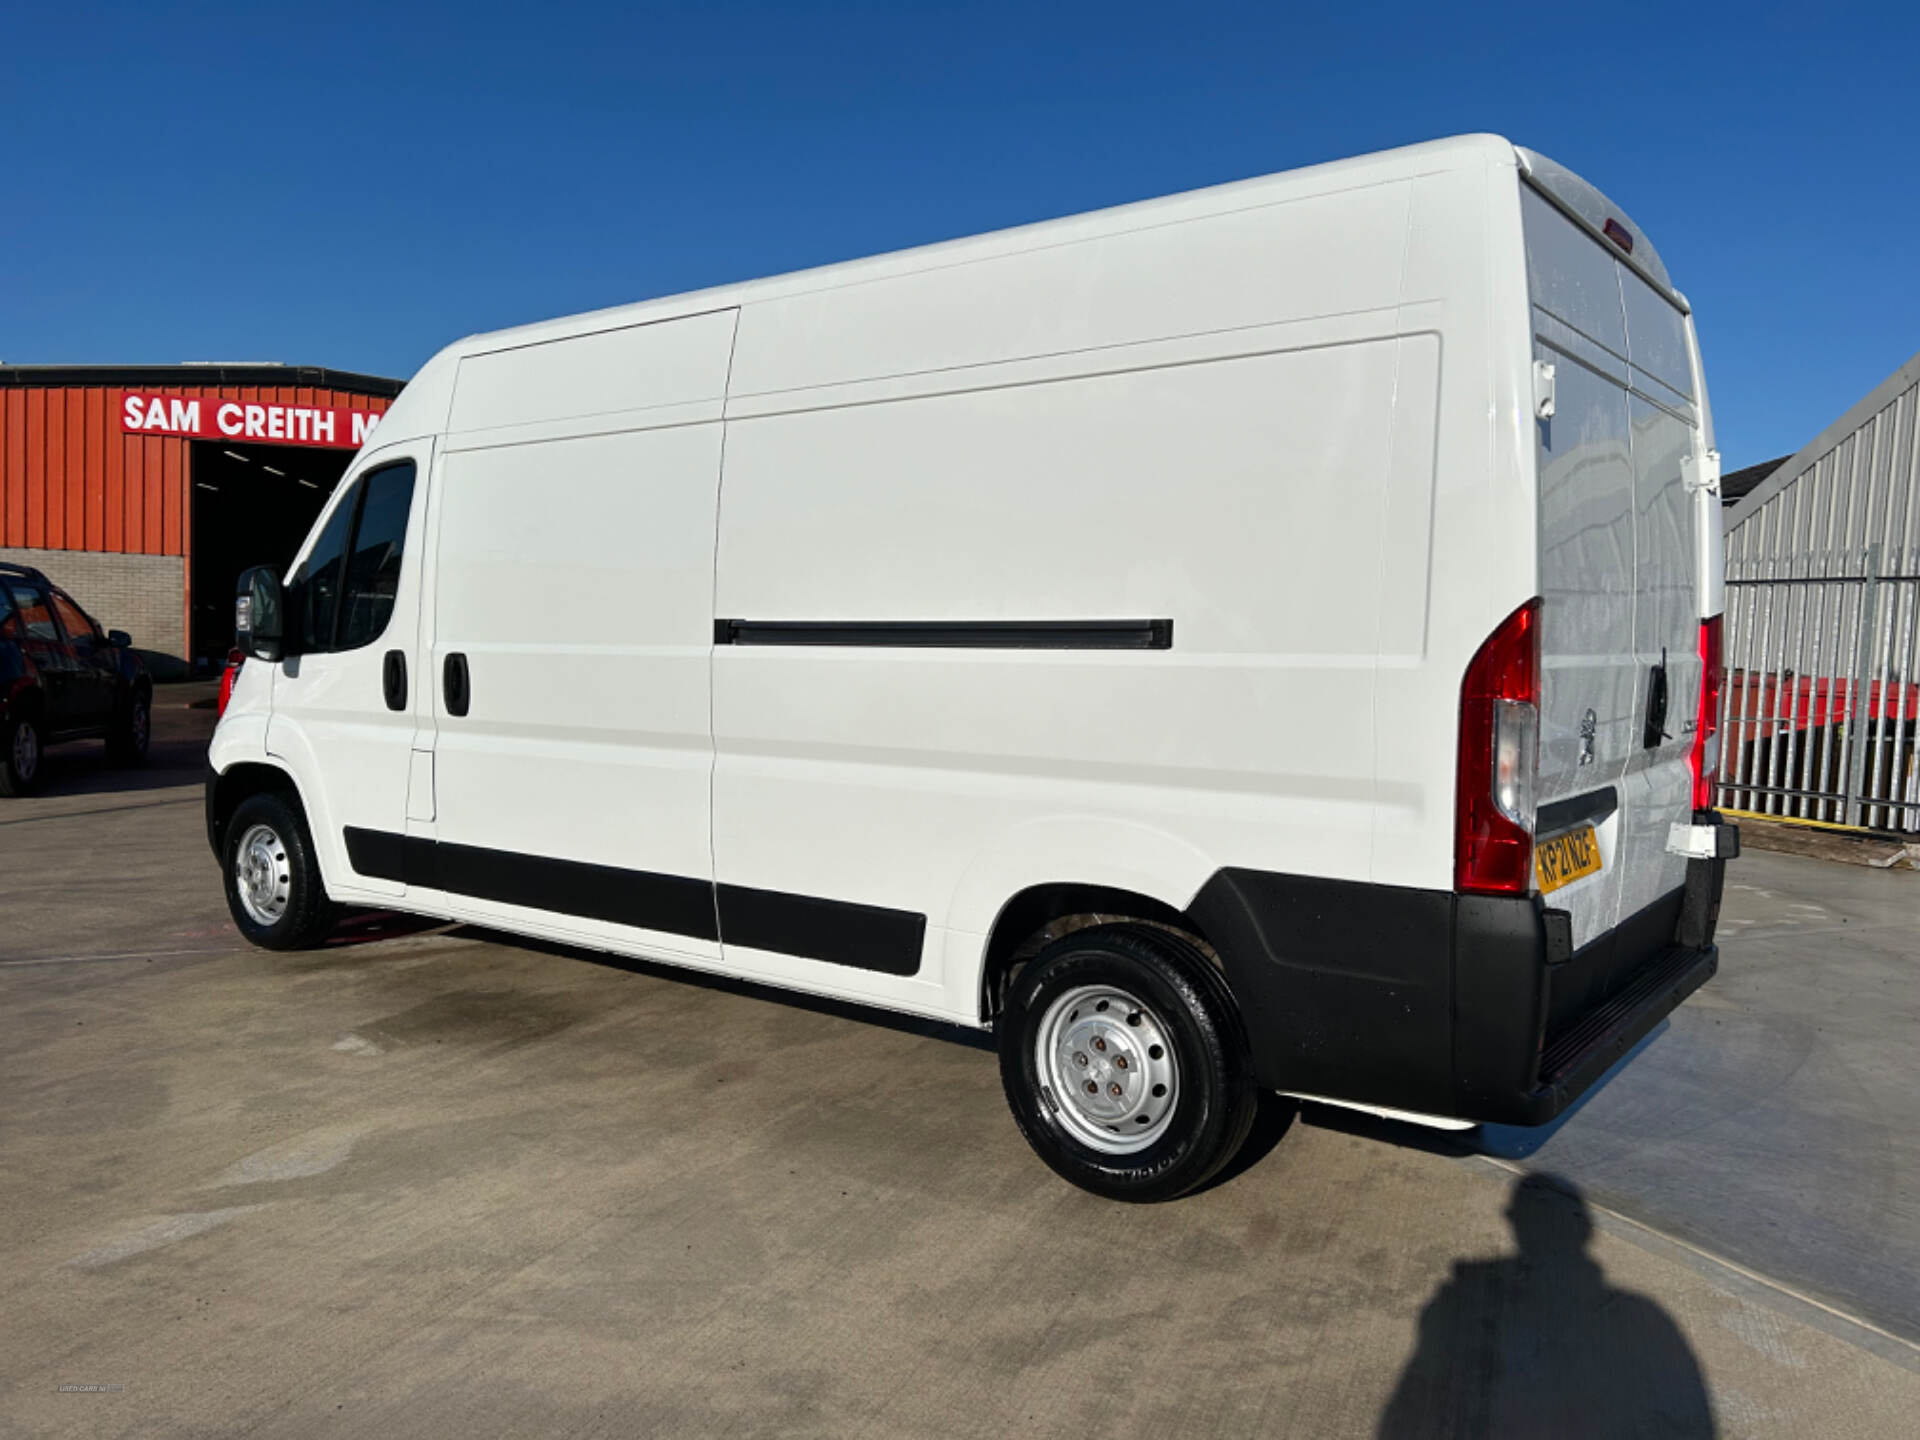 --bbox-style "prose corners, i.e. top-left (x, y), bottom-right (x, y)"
top-left (444, 924), bottom-right (1000, 1053)
top-left (28, 736), bottom-right (208, 797)
top-left (22, 681), bottom-right (216, 799)
top-left (1379, 1172), bottom-right (1715, 1439)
